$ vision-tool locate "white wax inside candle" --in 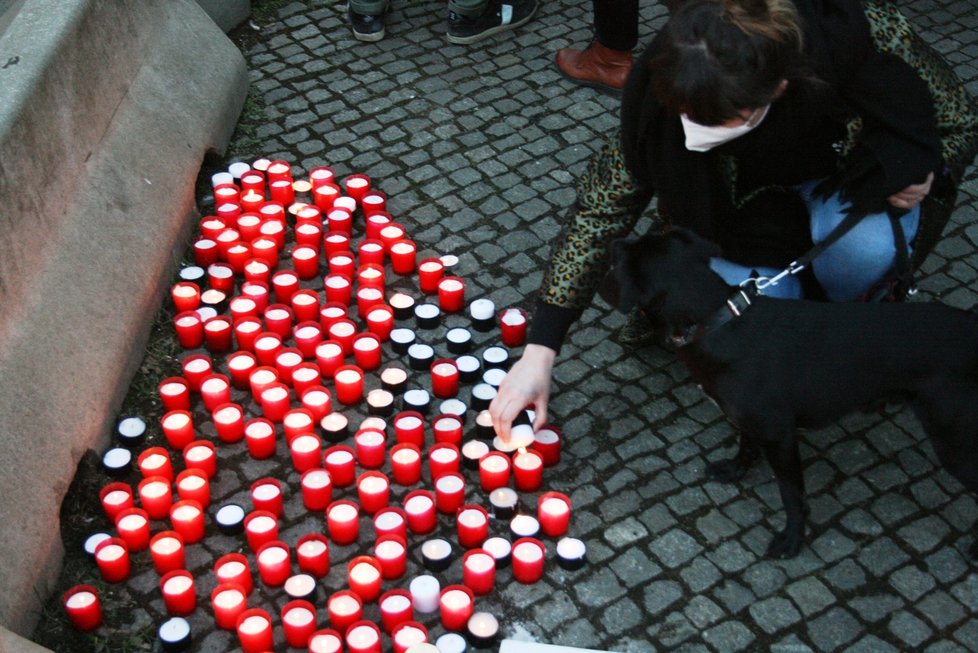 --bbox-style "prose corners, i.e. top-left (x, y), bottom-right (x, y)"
top-left (318, 342), bottom-right (343, 358)
top-left (326, 450), bottom-right (353, 465)
top-left (236, 320), bottom-right (261, 335)
top-left (178, 475), bottom-right (206, 491)
top-left (294, 247), bottom-right (316, 260)
top-left (215, 406), bottom-right (241, 423)
top-left (209, 265), bottom-right (233, 279)
top-left (513, 541), bottom-right (543, 563)
top-left (309, 633), bottom-right (342, 653)
top-left (255, 336), bottom-right (280, 351)
top-left (330, 595), bottom-right (359, 616)
top-left (247, 421), bottom-right (274, 438)
top-left (184, 359), bottom-right (210, 374)
top-left (278, 352), bottom-right (302, 367)
top-left (360, 268), bottom-right (382, 280)
top-left (292, 435), bottom-right (320, 454)
top-left (143, 453), bottom-right (168, 469)
top-left (382, 593), bottom-right (411, 613)
top-left (357, 430), bottom-right (384, 447)
top-left (117, 514), bottom-right (146, 531)
top-left (335, 196), bottom-right (357, 212)
top-left (160, 382), bottom-right (186, 396)
top-left (390, 293), bottom-right (414, 308)
top-left (249, 515), bottom-right (276, 534)
top-left (258, 546), bottom-right (288, 566)
top-left (326, 276), bottom-right (349, 289)
top-left (421, 539), bottom-right (451, 560)
top-left (299, 539), bottom-right (327, 557)
top-left (439, 278), bottom-right (463, 292)
top-left (436, 475), bottom-right (463, 493)
top-left (175, 315), bottom-right (199, 328)
top-left (441, 589), bottom-right (471, 610)
top-left (419, 261), bottom-right (442, 273)
top-left (164, 575), bottom-right (193, 594)
top-left (396, 416), bottom-right (422, 431)
top-left (535, 429), bottom-right (560, 444)
top-left (404, 389), bottom-right (430, 405)
top-left (152, 536), bottom-right (181, 555)
top-left (303, 470), bottom-right (331, 489)
top-left (284, 606), bottom-right (314, 627)
top-left (196, 239), bottom-right (217, 250)
top-left (394, 625), bottom-right (426, 647)
top-left (252, 484), bottom-right (280, 501)
top-left (405, 495), bottom-right (433, 515)
top-left (375, 511), bottom-right (404, 529)
top-left (465, 552), bottom-right (495, 573)
top-left (359, 476), bottom-right (388, 493)
top-left (483, 537), bottom-right (512, 559)
top-left (97, 544), bottom-right (125, 562)
top-left (415, 304), bottom-right (440, 319)
top-left (480, 455), bottom-right (509, 473)
top-left (104, 490), bottom-right (131, 506)
top-left (293, 292), bottom-right (316, 306)
top-left (141, 481), bottom-right (168, 499)
top-left (350, 562), bottom-right (380, 584)
top-left (469, 298), bottom-right (495, 320)
top-left (432, 363), bottom-right (457, 377)
top-left (540, 497), bottom-right (570, 517)
top-left (65, 591), bottom-right (97, 609)
top-left (468, 612), bottom-right (499, 637)
top-left (204, 318), bottom-right (230, 333)
top-left (331, 322), bottom-right (355, 337)
top-left (501, 308), bottom-right (523, 327)
top-left (434, 417), bottom-right (461, 432)
top-left (239, 615), bottom-right (269, 635)
top-left (457, 356), bottom-right (480, 373)
top-left (430, 447), bottom-right (457, 464)
top-left (514, 452), bottom-right (542, 471)
top-left (331, 255), bottom-right (352, 266)
top-left (375, 539), bottom-right (404, 559)
top-left (329, 503), bottom-right (358, 522)
top-left (368, 309), bottom-right (391, 324)
top-left (263, 386), bottom-right (289, 402)
top-left (380, 225), bottom-right (404, 238)
top-left (391, 242), bottom-right (414, 254)
top-left (213, 588), bottom-right (244, 609)
top-left (354, 337), bottom-right (379, 351)
top-left (296, 326), bottom-right (319, 340)
top-left (304, 389), bottom-right (329, 407)
top-left (185, 446), bottom-right (211, 463)
top-left (347, 625), bottom-right (379, 647)
top-left (285, 412), bottom-right (312, 428)
top-left (457, 509), bottom-right (485, 527)
top-left (556, 537), bottom-right (587, 559)
top-left (172, 505), bottom-right (200, 522)
top-left (218, 560), bottom-right (246, 578)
